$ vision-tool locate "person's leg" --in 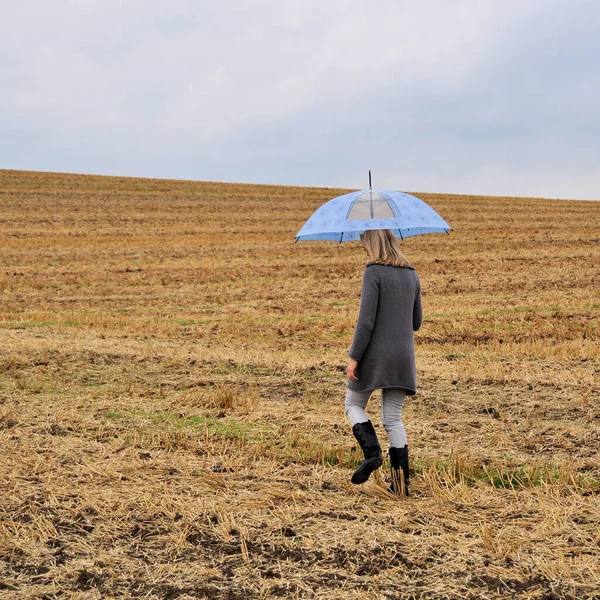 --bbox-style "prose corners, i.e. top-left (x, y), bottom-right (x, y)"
top-left (344, 388), bottom-right (373, 425)
top-left (381, 388), bottom-right (407, 448)
top-left (381, 388), bottom-right (410, 496)
top-left (344, 388), bottom-right (382, 484)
